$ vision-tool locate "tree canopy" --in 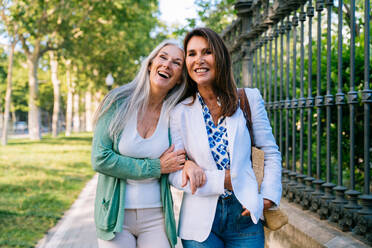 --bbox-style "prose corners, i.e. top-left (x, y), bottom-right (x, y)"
top-left (0, 0), bottom-right (165, 140)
